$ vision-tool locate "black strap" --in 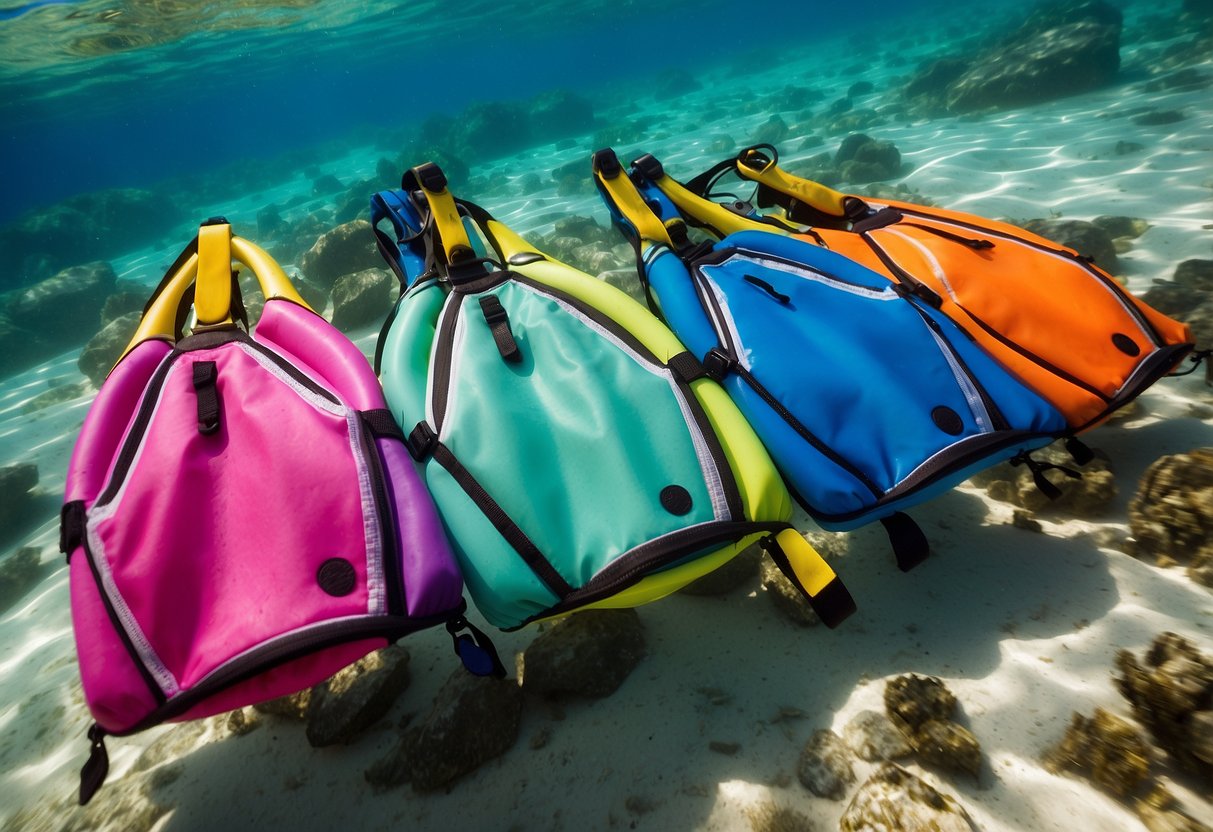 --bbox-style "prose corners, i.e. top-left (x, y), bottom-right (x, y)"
top-left (478, 295), bottom-right (522, 364)
top-left (1064, 436), bottom-right (1095, 466)
top-left (406, 421), bottom-right (439, 461)
top-left (79, 724), bottom-right (109, 806)
top-left (1010, 452), bottom-right (1082, 501)
top-left (743, 274), bottom-right (791, 304)
top-left (667, 351), bottom-right (708, 384)
top-left (192, 361), bottom-right (220, 435)
top-left (903, 221), bottom-right (994, 250)
top-left (851, 208), bottom-right (903, 234)
top-left (880, 512), bottom-right (930, 572)
top-left (60, 500), bottom-right (86, 562)
top-left (762, 536), bottom-right (857, 629)
top-left (361, 409), bottom-right (406, 442)
top-left (1168, 348), bottom-right (1212, 377)
top-left (432, 443), bottom-right (574, 598)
